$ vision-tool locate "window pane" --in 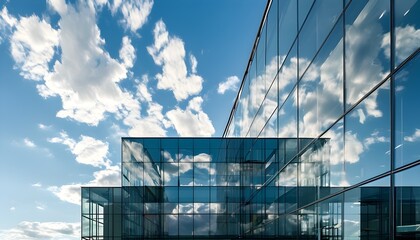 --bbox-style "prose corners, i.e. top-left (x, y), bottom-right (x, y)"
top-left (396, 164), bottom-right (420, 239)
top-left (299, 0), bottom-right (342, 76)
top-left (395, 52), bottom-right (420, 168)
top-left (299, 17), bottom-right (343, 144)
top-left (345, 81), bottom-right (390, 185)
top-left (345, 0), bottom-right (390, 109)
top-left (394, 0), bottom-right (420, 67)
